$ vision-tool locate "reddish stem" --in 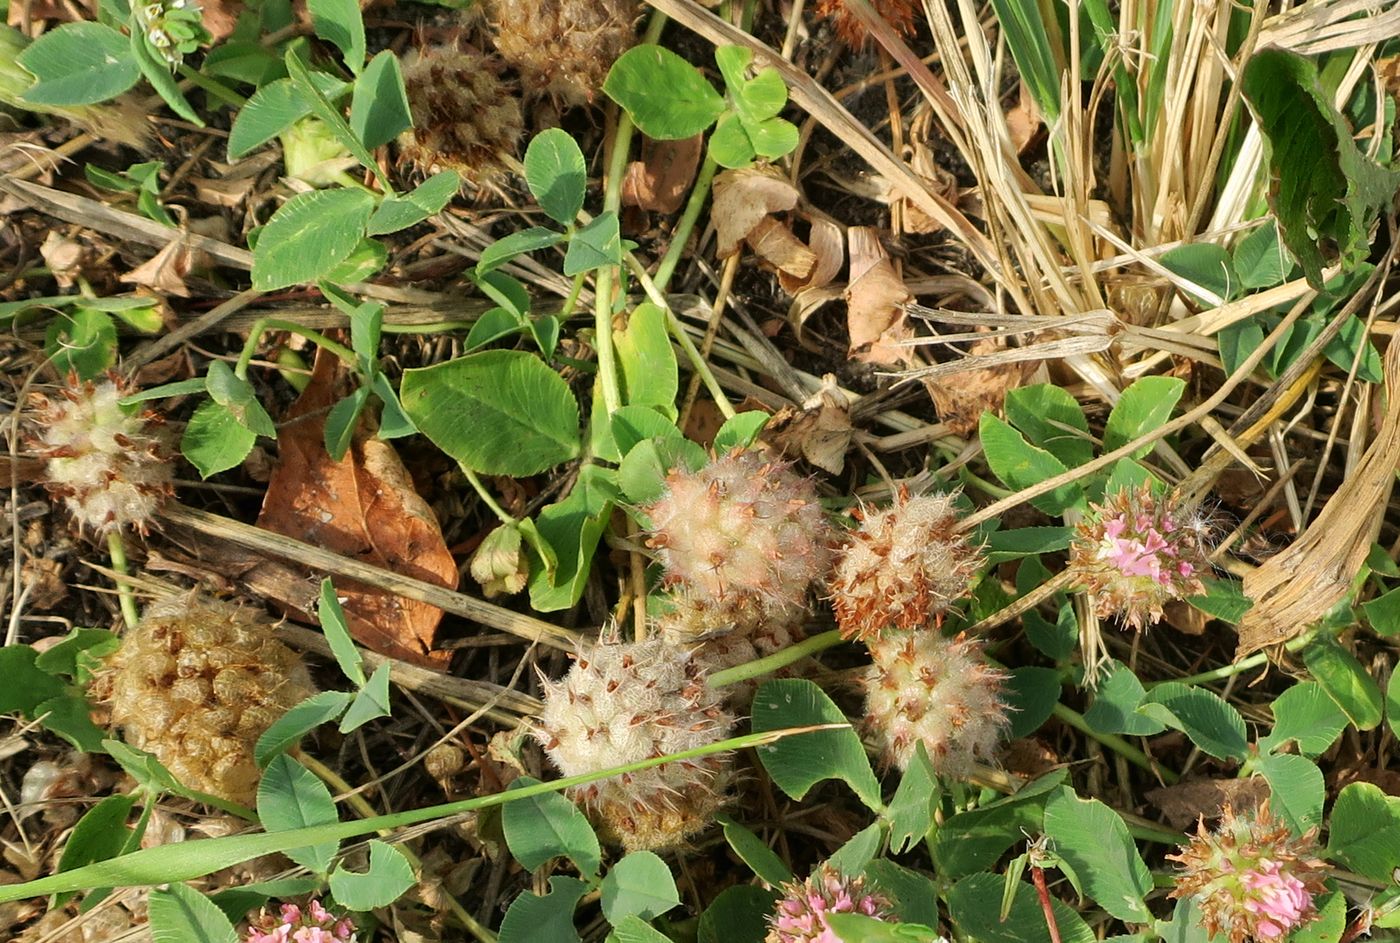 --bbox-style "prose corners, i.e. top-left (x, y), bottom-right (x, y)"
top-left (1030, 866), bottom-right (1063, 943)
